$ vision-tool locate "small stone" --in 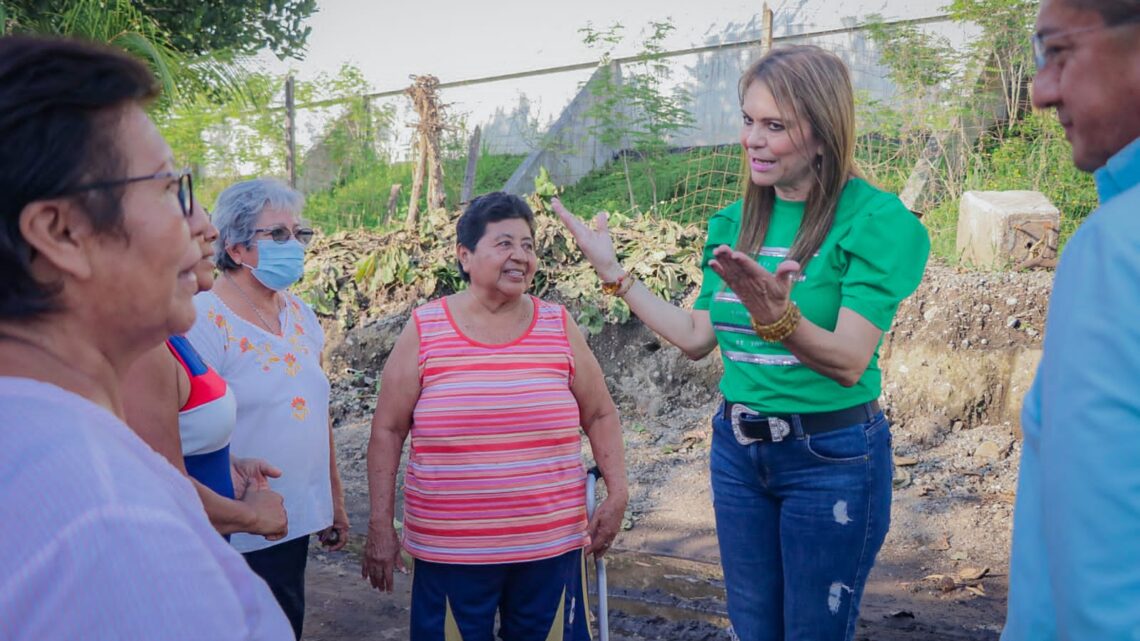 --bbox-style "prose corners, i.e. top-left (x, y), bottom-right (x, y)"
top-left (959, 567), bottom-right (990, 581)
top-left (1006, 316), bottom-right (1021, 329)
top-left (923, 308), bottom-right (938, 321)
top-left (929, 535), bottom-right (952, 551)
top-left (974, 441), bottom-right (1005, 461)
top-left (894, 455), bottom-right (919, 467)
top-left (980, 303), bottom-right (992, 313)
top-left (1006, 297), bottom-right (1018, 306)
top-left (981, 338), bottom-right (989, 346)
top-left (961, 338), bottom-right (970, 348)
